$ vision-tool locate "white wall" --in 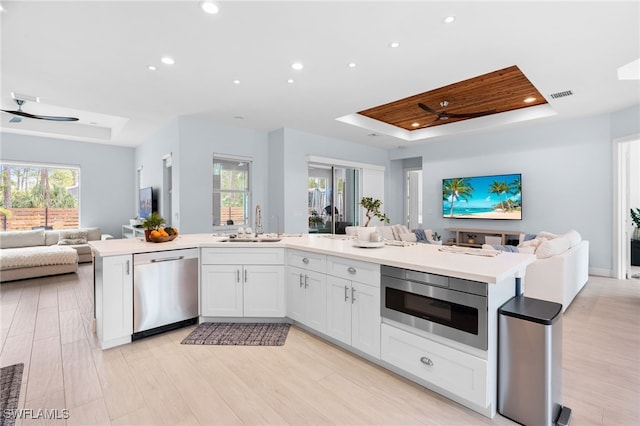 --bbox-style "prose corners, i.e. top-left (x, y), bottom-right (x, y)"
top-left (388, 110), bottom-right (640, 275)
top-left (267, 128), bottom-right (389, 233)
top-left (0, 133), bottom-right (135, 237)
